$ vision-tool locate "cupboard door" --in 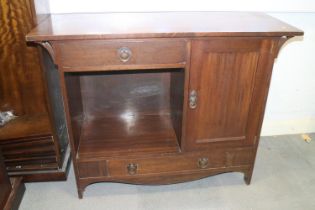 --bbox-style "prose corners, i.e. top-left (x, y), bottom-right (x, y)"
top-left (0, 149), bottom-right (11, 209)
top-left (185, 38), bottom-right (262, 150)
